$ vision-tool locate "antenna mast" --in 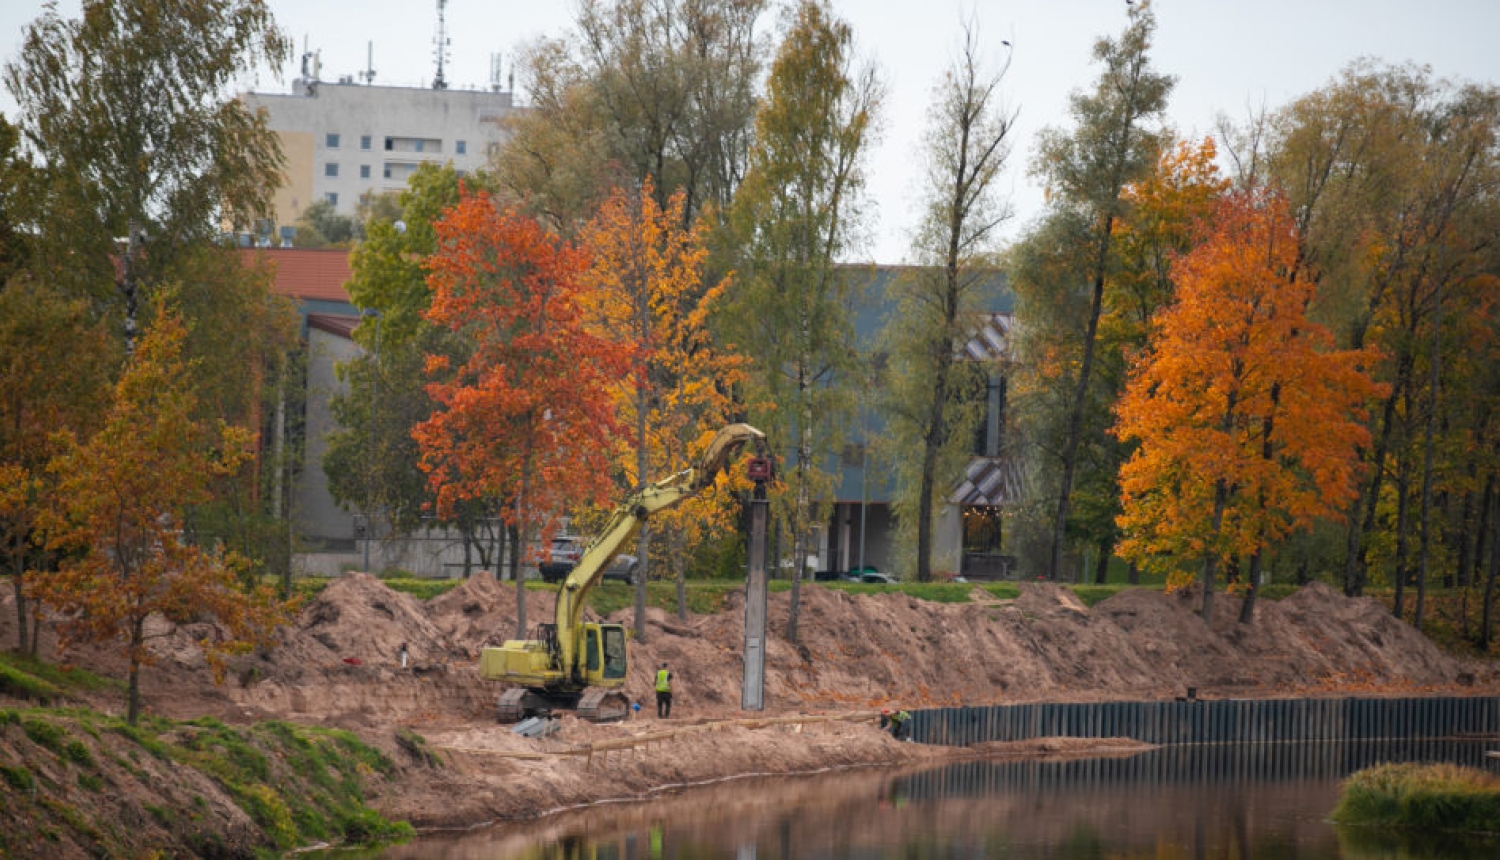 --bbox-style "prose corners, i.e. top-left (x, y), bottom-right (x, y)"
top-left (432, 0), bottom-right (450, 90)
top-left (360, 41), bottom-right (377, 85)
